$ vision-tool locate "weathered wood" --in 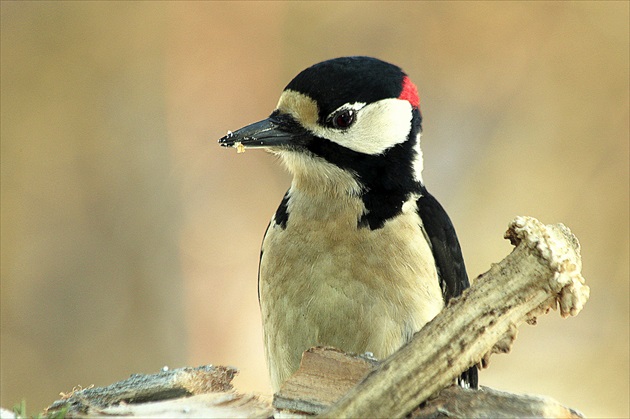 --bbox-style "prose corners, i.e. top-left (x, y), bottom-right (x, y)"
top-left (410, 385), bottom-right (584, 418)
top-left (272, 347), bottom-right (583, 418)
top-left (91, 392), bottom-right (273, 418)
top-left (320, 217), bottom-right (589, 418)
top-left (45, 365), bottom-right (238, 417)
top-left (38, 351), bottom-right (584, 419)
top-left (37, 216), bottom-right (589, 419)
